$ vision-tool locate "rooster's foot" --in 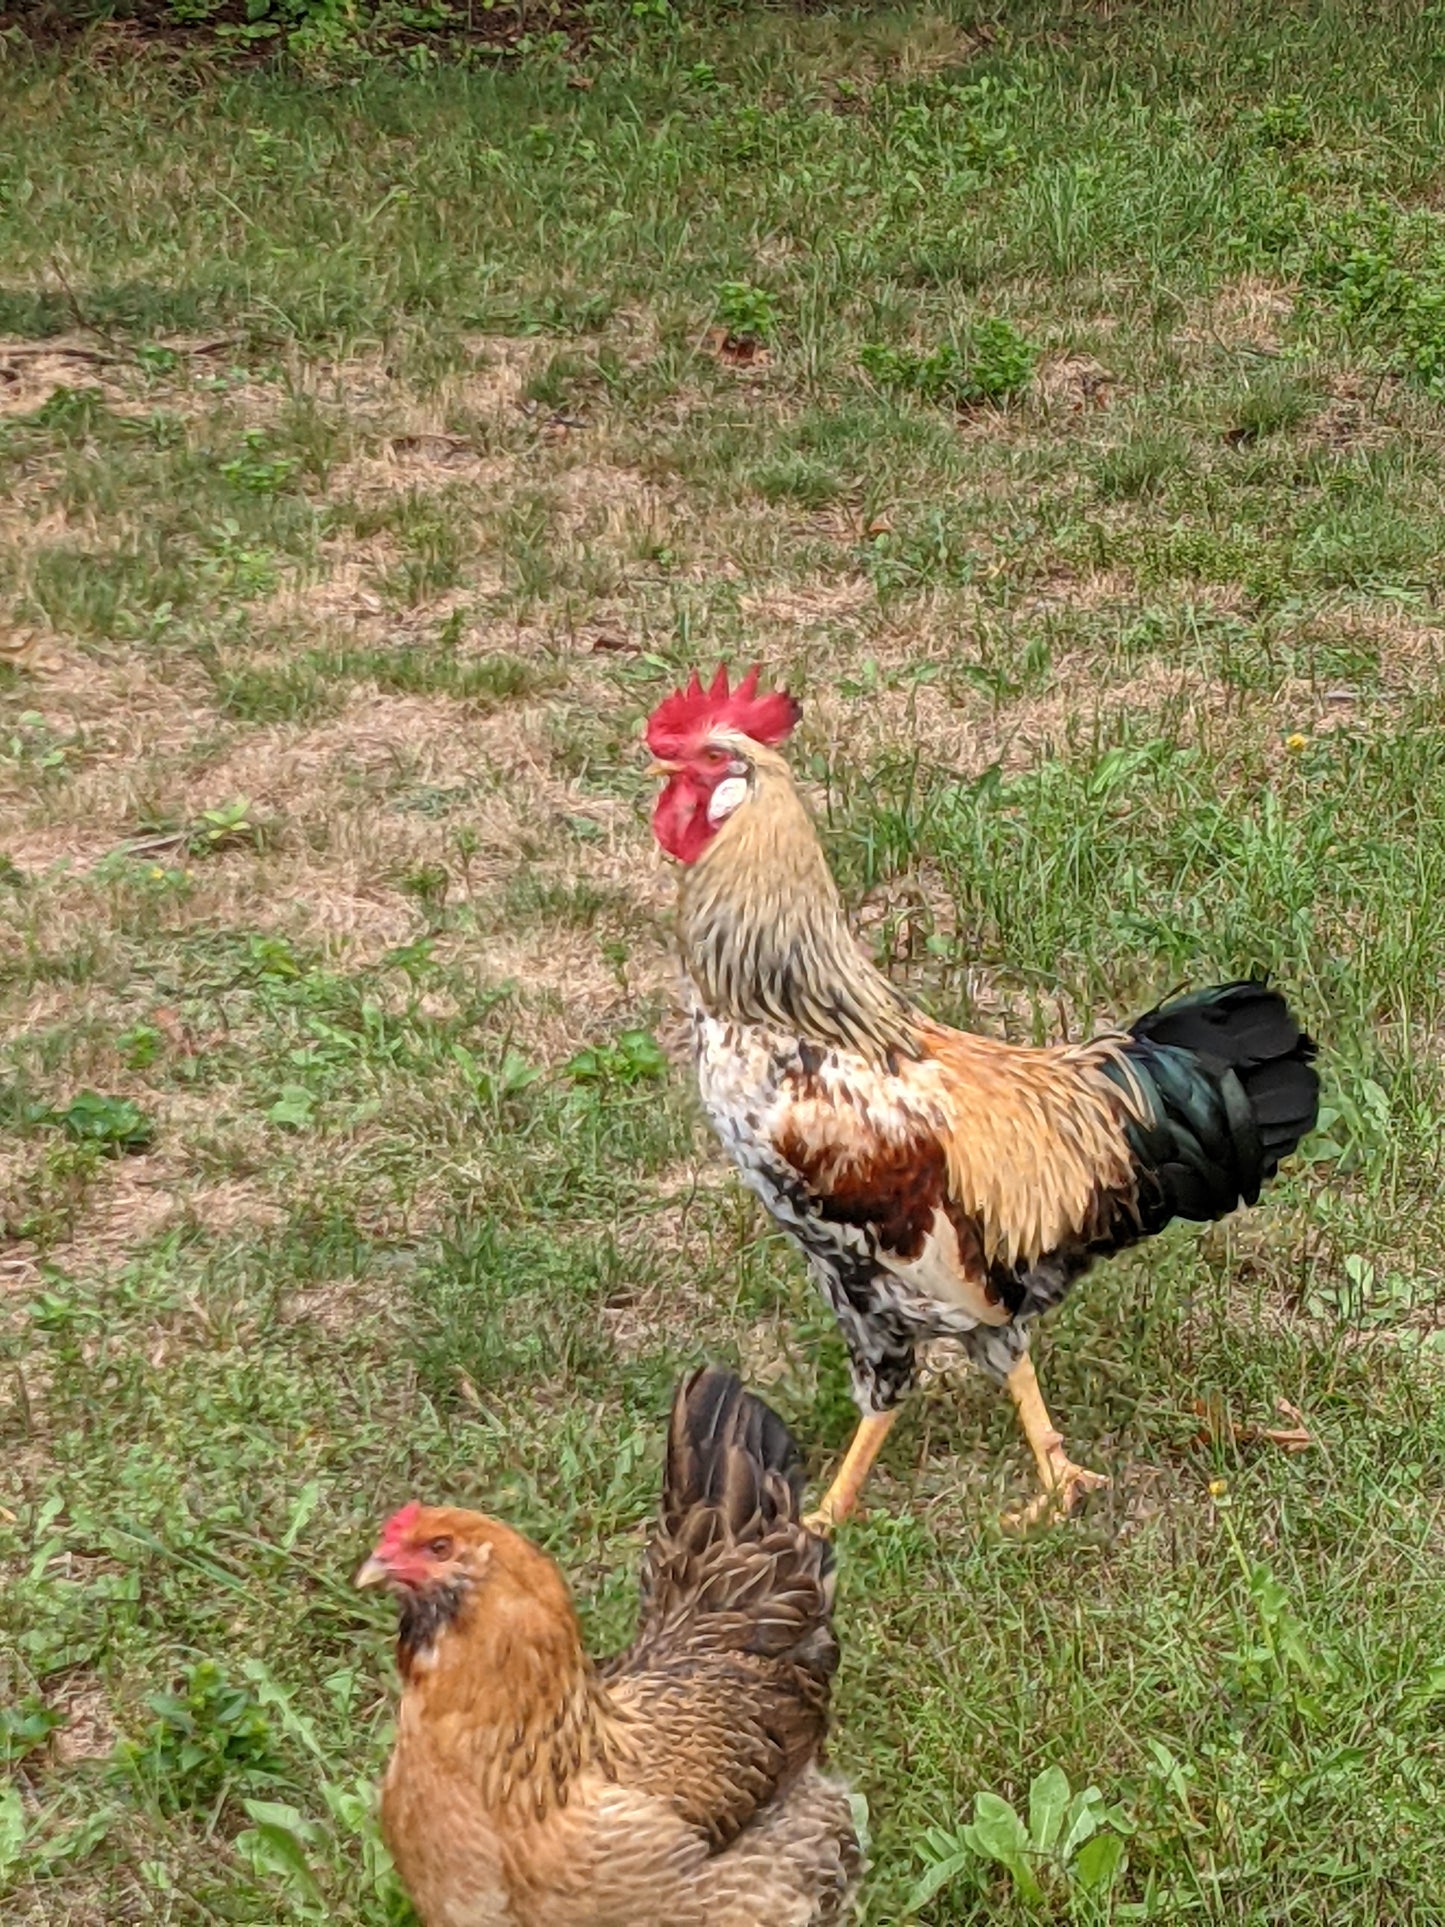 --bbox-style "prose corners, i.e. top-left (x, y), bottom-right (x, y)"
top-left (1002, 1454), bottom-right (1109, 1532)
